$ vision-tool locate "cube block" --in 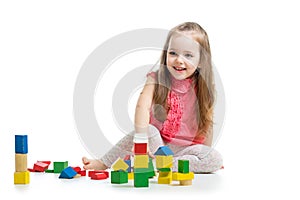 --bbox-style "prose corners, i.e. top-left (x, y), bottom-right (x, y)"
top-left (14, 171), bottom-right (30, 184)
